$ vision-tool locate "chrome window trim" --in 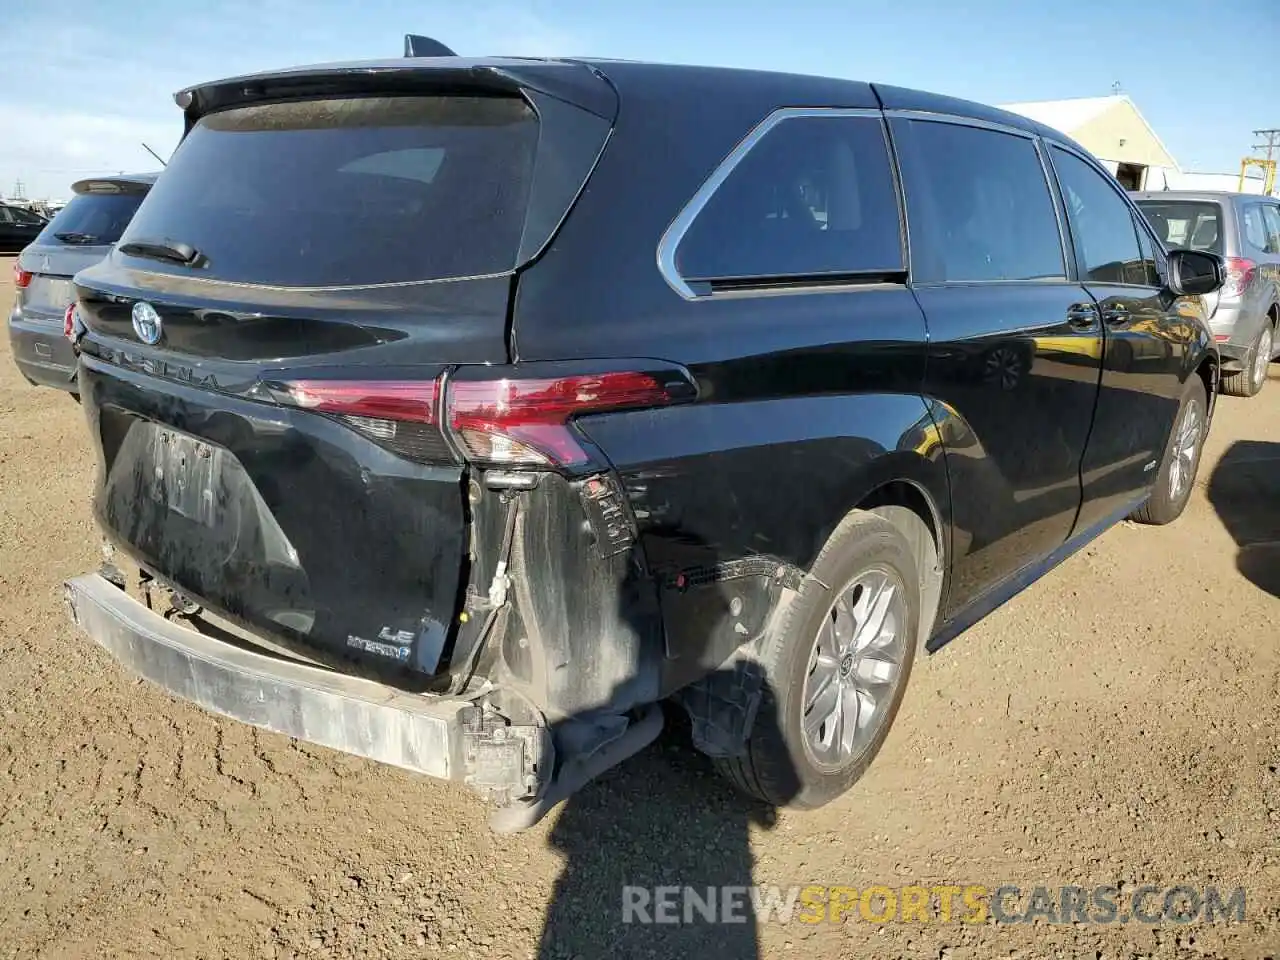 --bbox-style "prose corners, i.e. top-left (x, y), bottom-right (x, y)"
top-left (882, 109), bottom-right (1038, 141)
top-left (656, 106), bottom-right (890, 301)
